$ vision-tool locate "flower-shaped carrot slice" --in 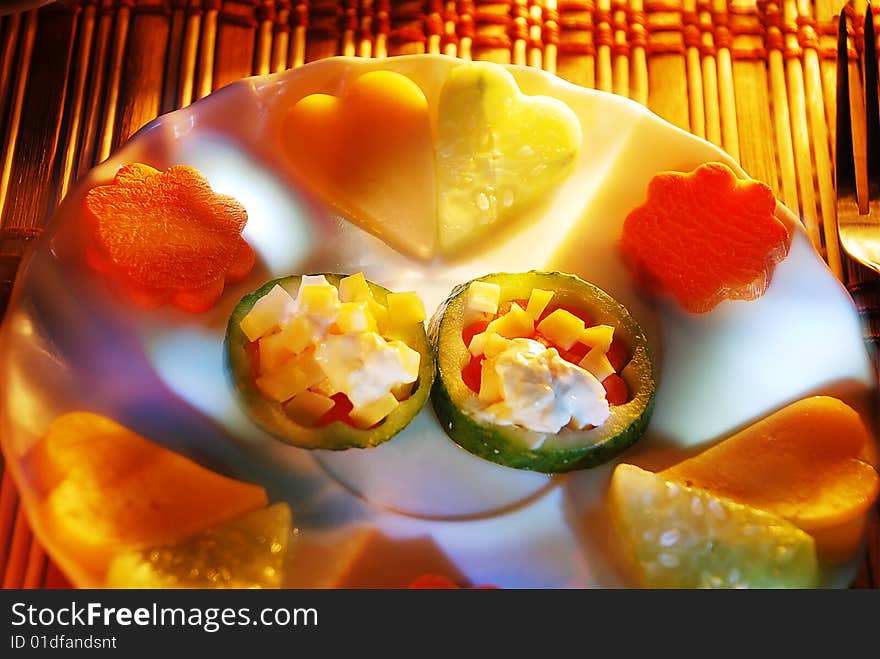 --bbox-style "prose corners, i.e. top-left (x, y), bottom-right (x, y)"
top-left (83, 163), bottom-right (255, 312)
top-left (621, 162), bottom-right (791, 313)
